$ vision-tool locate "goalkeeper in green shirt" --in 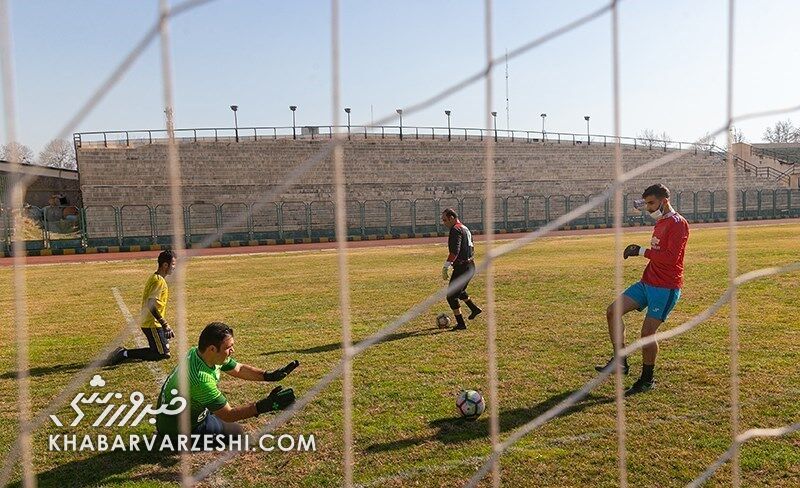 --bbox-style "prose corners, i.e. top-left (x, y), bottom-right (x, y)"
top-left (156, 322), bottom-right (299, 436)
